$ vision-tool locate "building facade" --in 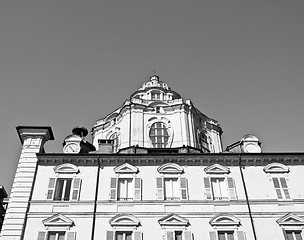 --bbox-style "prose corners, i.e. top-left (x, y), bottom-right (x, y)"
top-left (1, 75), bottom-right (304, 240)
